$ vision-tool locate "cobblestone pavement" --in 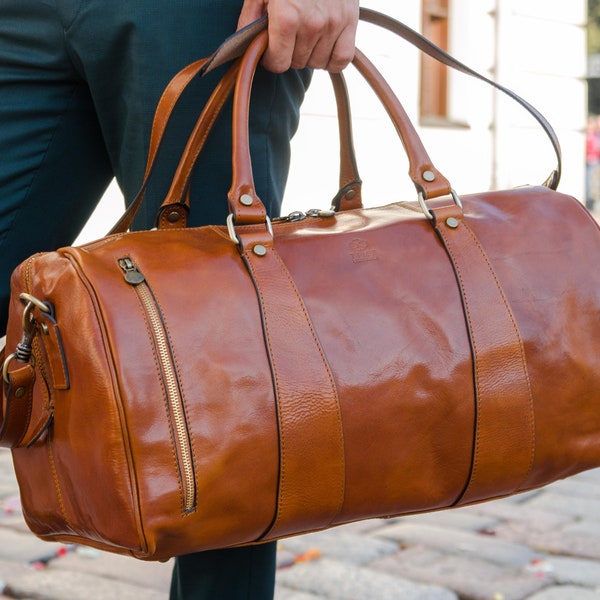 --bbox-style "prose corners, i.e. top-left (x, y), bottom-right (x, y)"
top-left (2, 449), bottom-right (600, 599)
